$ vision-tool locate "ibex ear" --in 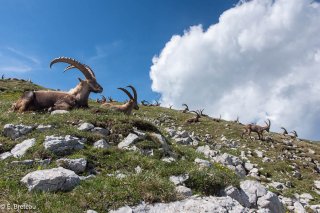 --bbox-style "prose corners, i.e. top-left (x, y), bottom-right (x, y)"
top-left (78, 77), bottom-right (83, 82)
